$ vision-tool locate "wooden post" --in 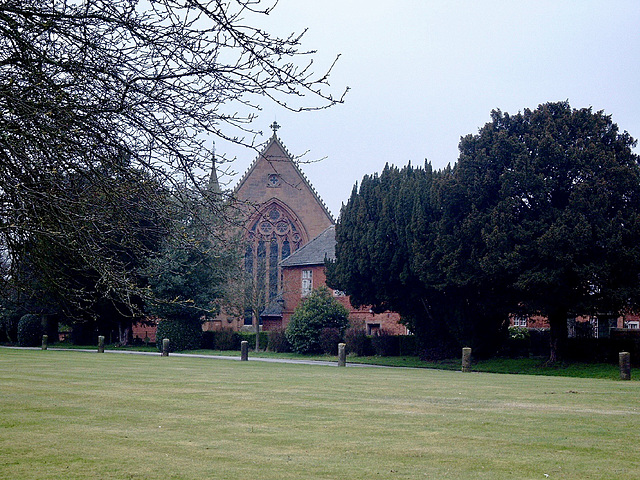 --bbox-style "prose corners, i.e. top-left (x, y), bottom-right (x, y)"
top-left (462, 347), bottom-right (472, 372)
top-left (240, 340), bottom-right (249, 361)
top-left (338, 343), bottom-right (346, 367)
top-left (97, 335), bottom-right (105, 353)
top-left (619, 352), bottom-right (631, 381)
top-left (41, 335), bottom-right (48, 351)
top-left (162, 338), bottom-right (170, 356)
